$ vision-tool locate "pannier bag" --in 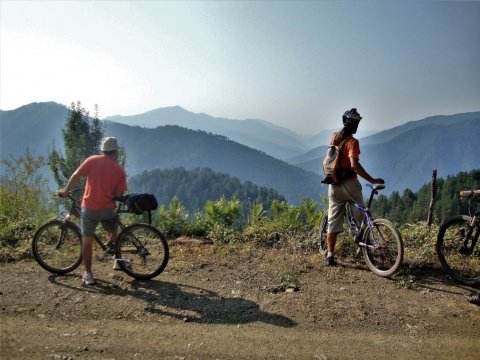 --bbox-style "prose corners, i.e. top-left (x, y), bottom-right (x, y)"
top-left (125, 193), bottom-right (158, 214)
